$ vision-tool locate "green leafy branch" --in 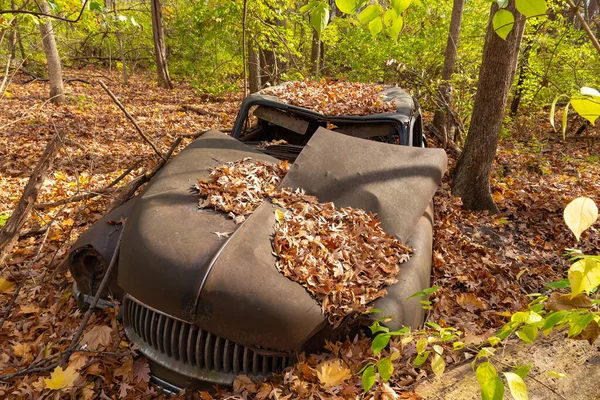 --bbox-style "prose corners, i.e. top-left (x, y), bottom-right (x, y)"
top-left (300, 0), bottom-right (412, 41)
top-left (492, 0), bottom-right (547, 40)
top-left (551, 87), bottom-right (600, 139)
